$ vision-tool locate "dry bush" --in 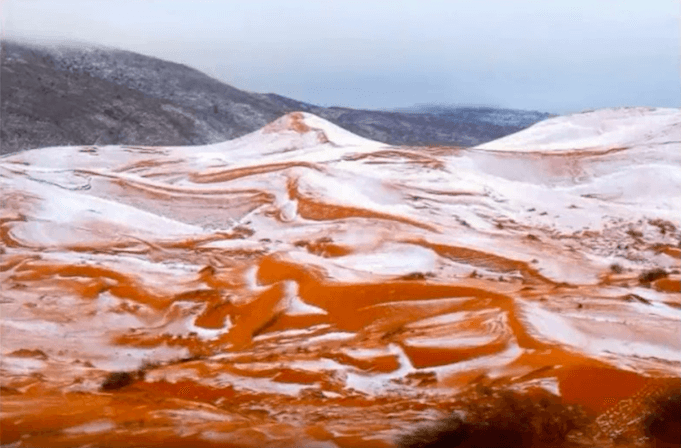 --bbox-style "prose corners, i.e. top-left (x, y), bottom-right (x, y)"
top-left (396, 416), bottom-right (475, 448)
top-left (610, 263), bottom-right (624, 274)
top-left (100, 371), bottom-right (135, 391)
top-left (648, 219), bottom-right (677, 236)
top-left (638, 268), bottom-right (669, 284)
top-left (643, 391), bottom-right (681, 446)
top-left (627, 229), bottom-right (644, 239)
top-left (397, 389), bottom-right (589, 448)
